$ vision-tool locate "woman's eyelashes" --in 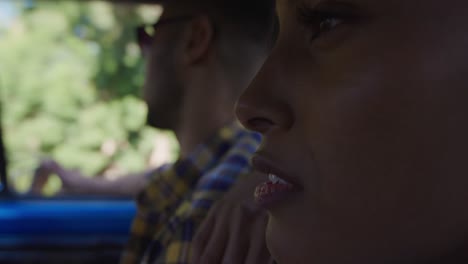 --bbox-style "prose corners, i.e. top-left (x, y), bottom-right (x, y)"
top-left (297, 2), bottom-right (359, 44)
